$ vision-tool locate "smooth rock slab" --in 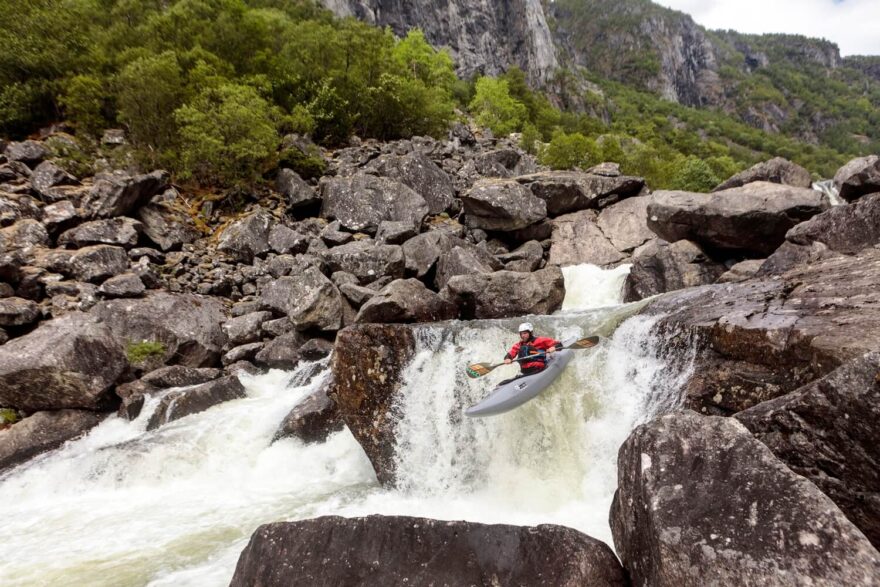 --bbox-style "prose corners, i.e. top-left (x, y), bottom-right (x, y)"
top-left (0, 410), bottom-right (104, 472)
top-left (611, 411), bottom-right (880, 587)
top-left (59, 217), bottom-right (143, 249)
top-left (623, 239), bottom-right (725, 302)
top-left (548, 210), bottom-right (626, 267)
top-left (517, 170), bottom-right (645, 215)
top-left (230, 515), bottom-right (627, 587)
